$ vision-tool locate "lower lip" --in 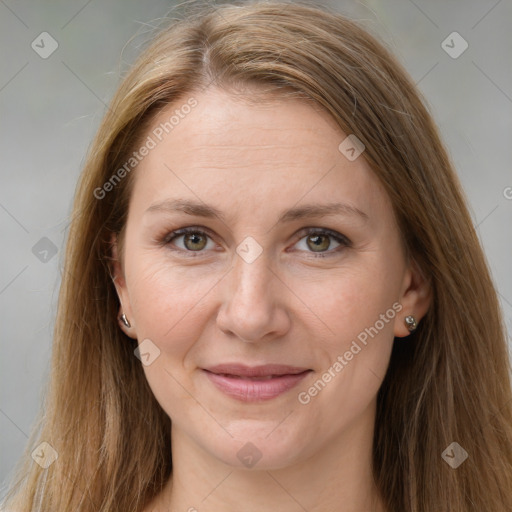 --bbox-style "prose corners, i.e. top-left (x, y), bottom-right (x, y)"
top-left (203, 370), bottom-right (311, 402)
